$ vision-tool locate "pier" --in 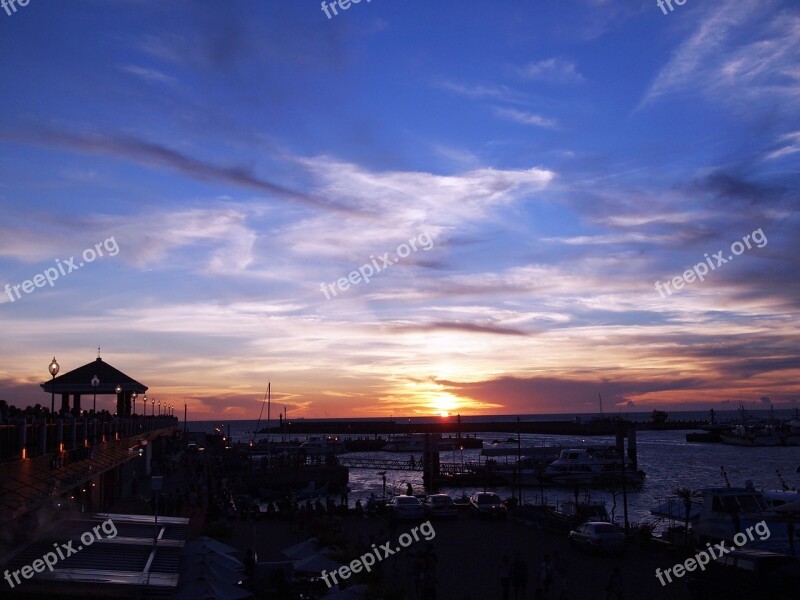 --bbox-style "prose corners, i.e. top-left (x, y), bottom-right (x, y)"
top-left (262, 416), bottom-right (706, 436)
